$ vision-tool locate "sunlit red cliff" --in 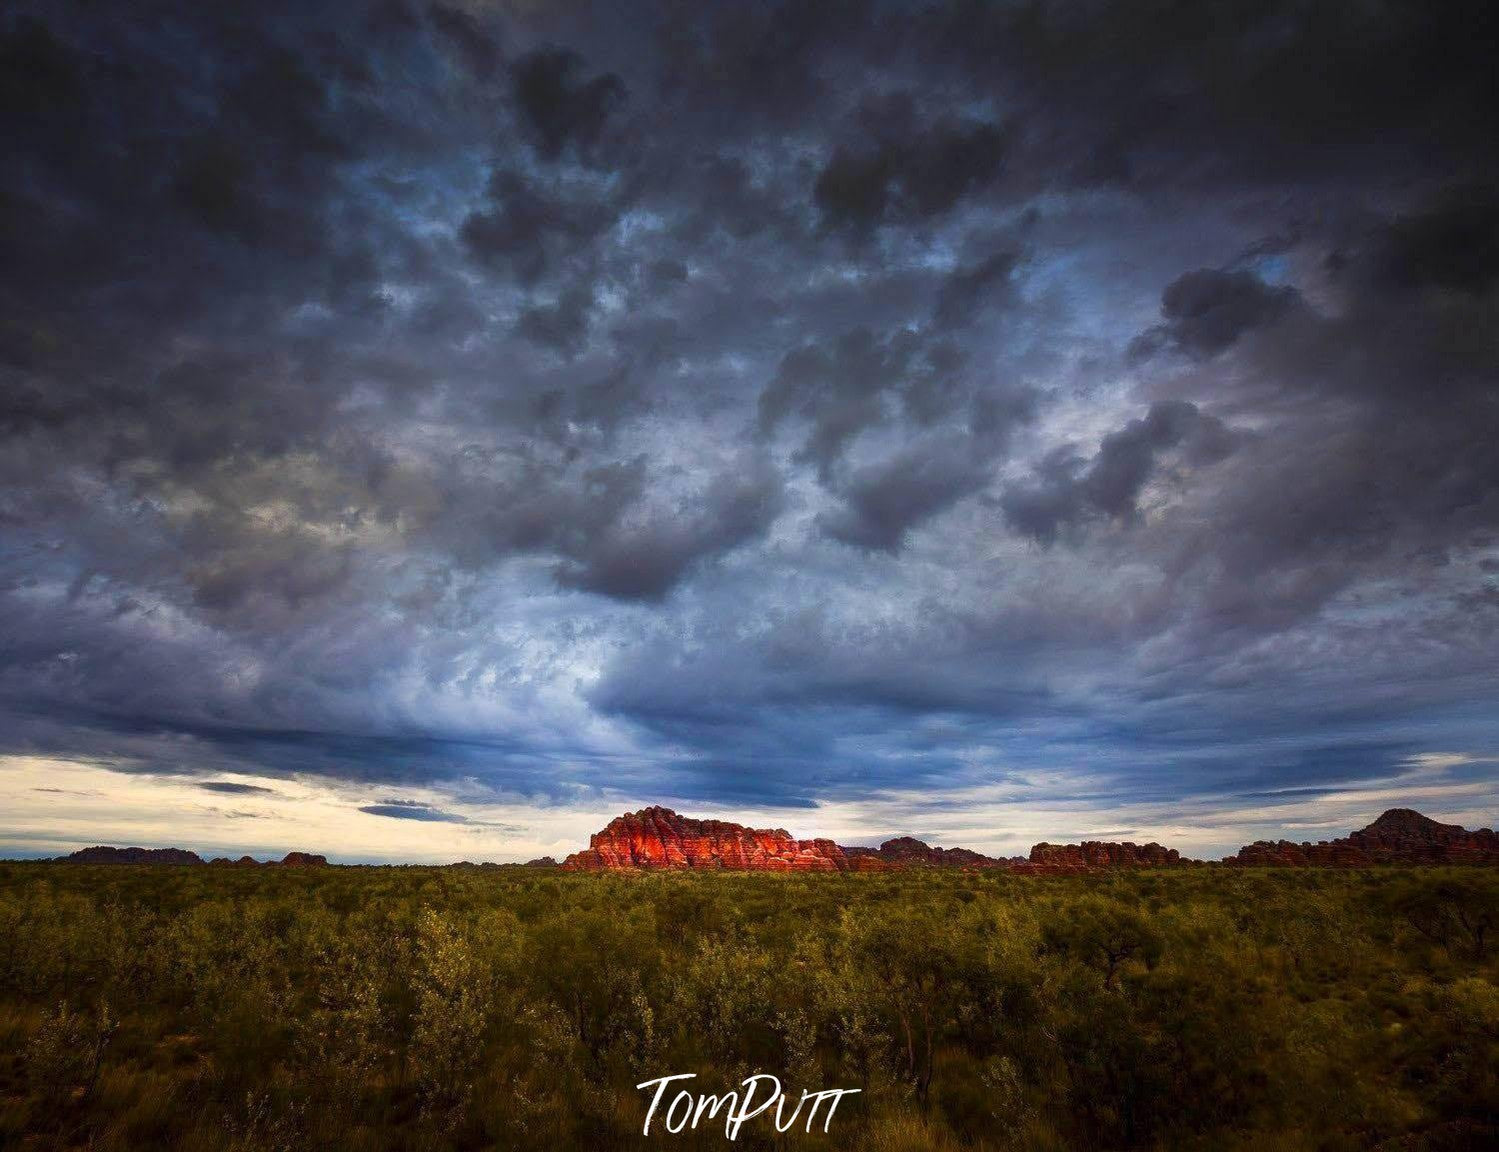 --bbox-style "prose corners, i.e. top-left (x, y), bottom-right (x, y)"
top-left (557, 805), bottom-right (1187, 872)
top-left (558, 805), bottom-right (1497, 872)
